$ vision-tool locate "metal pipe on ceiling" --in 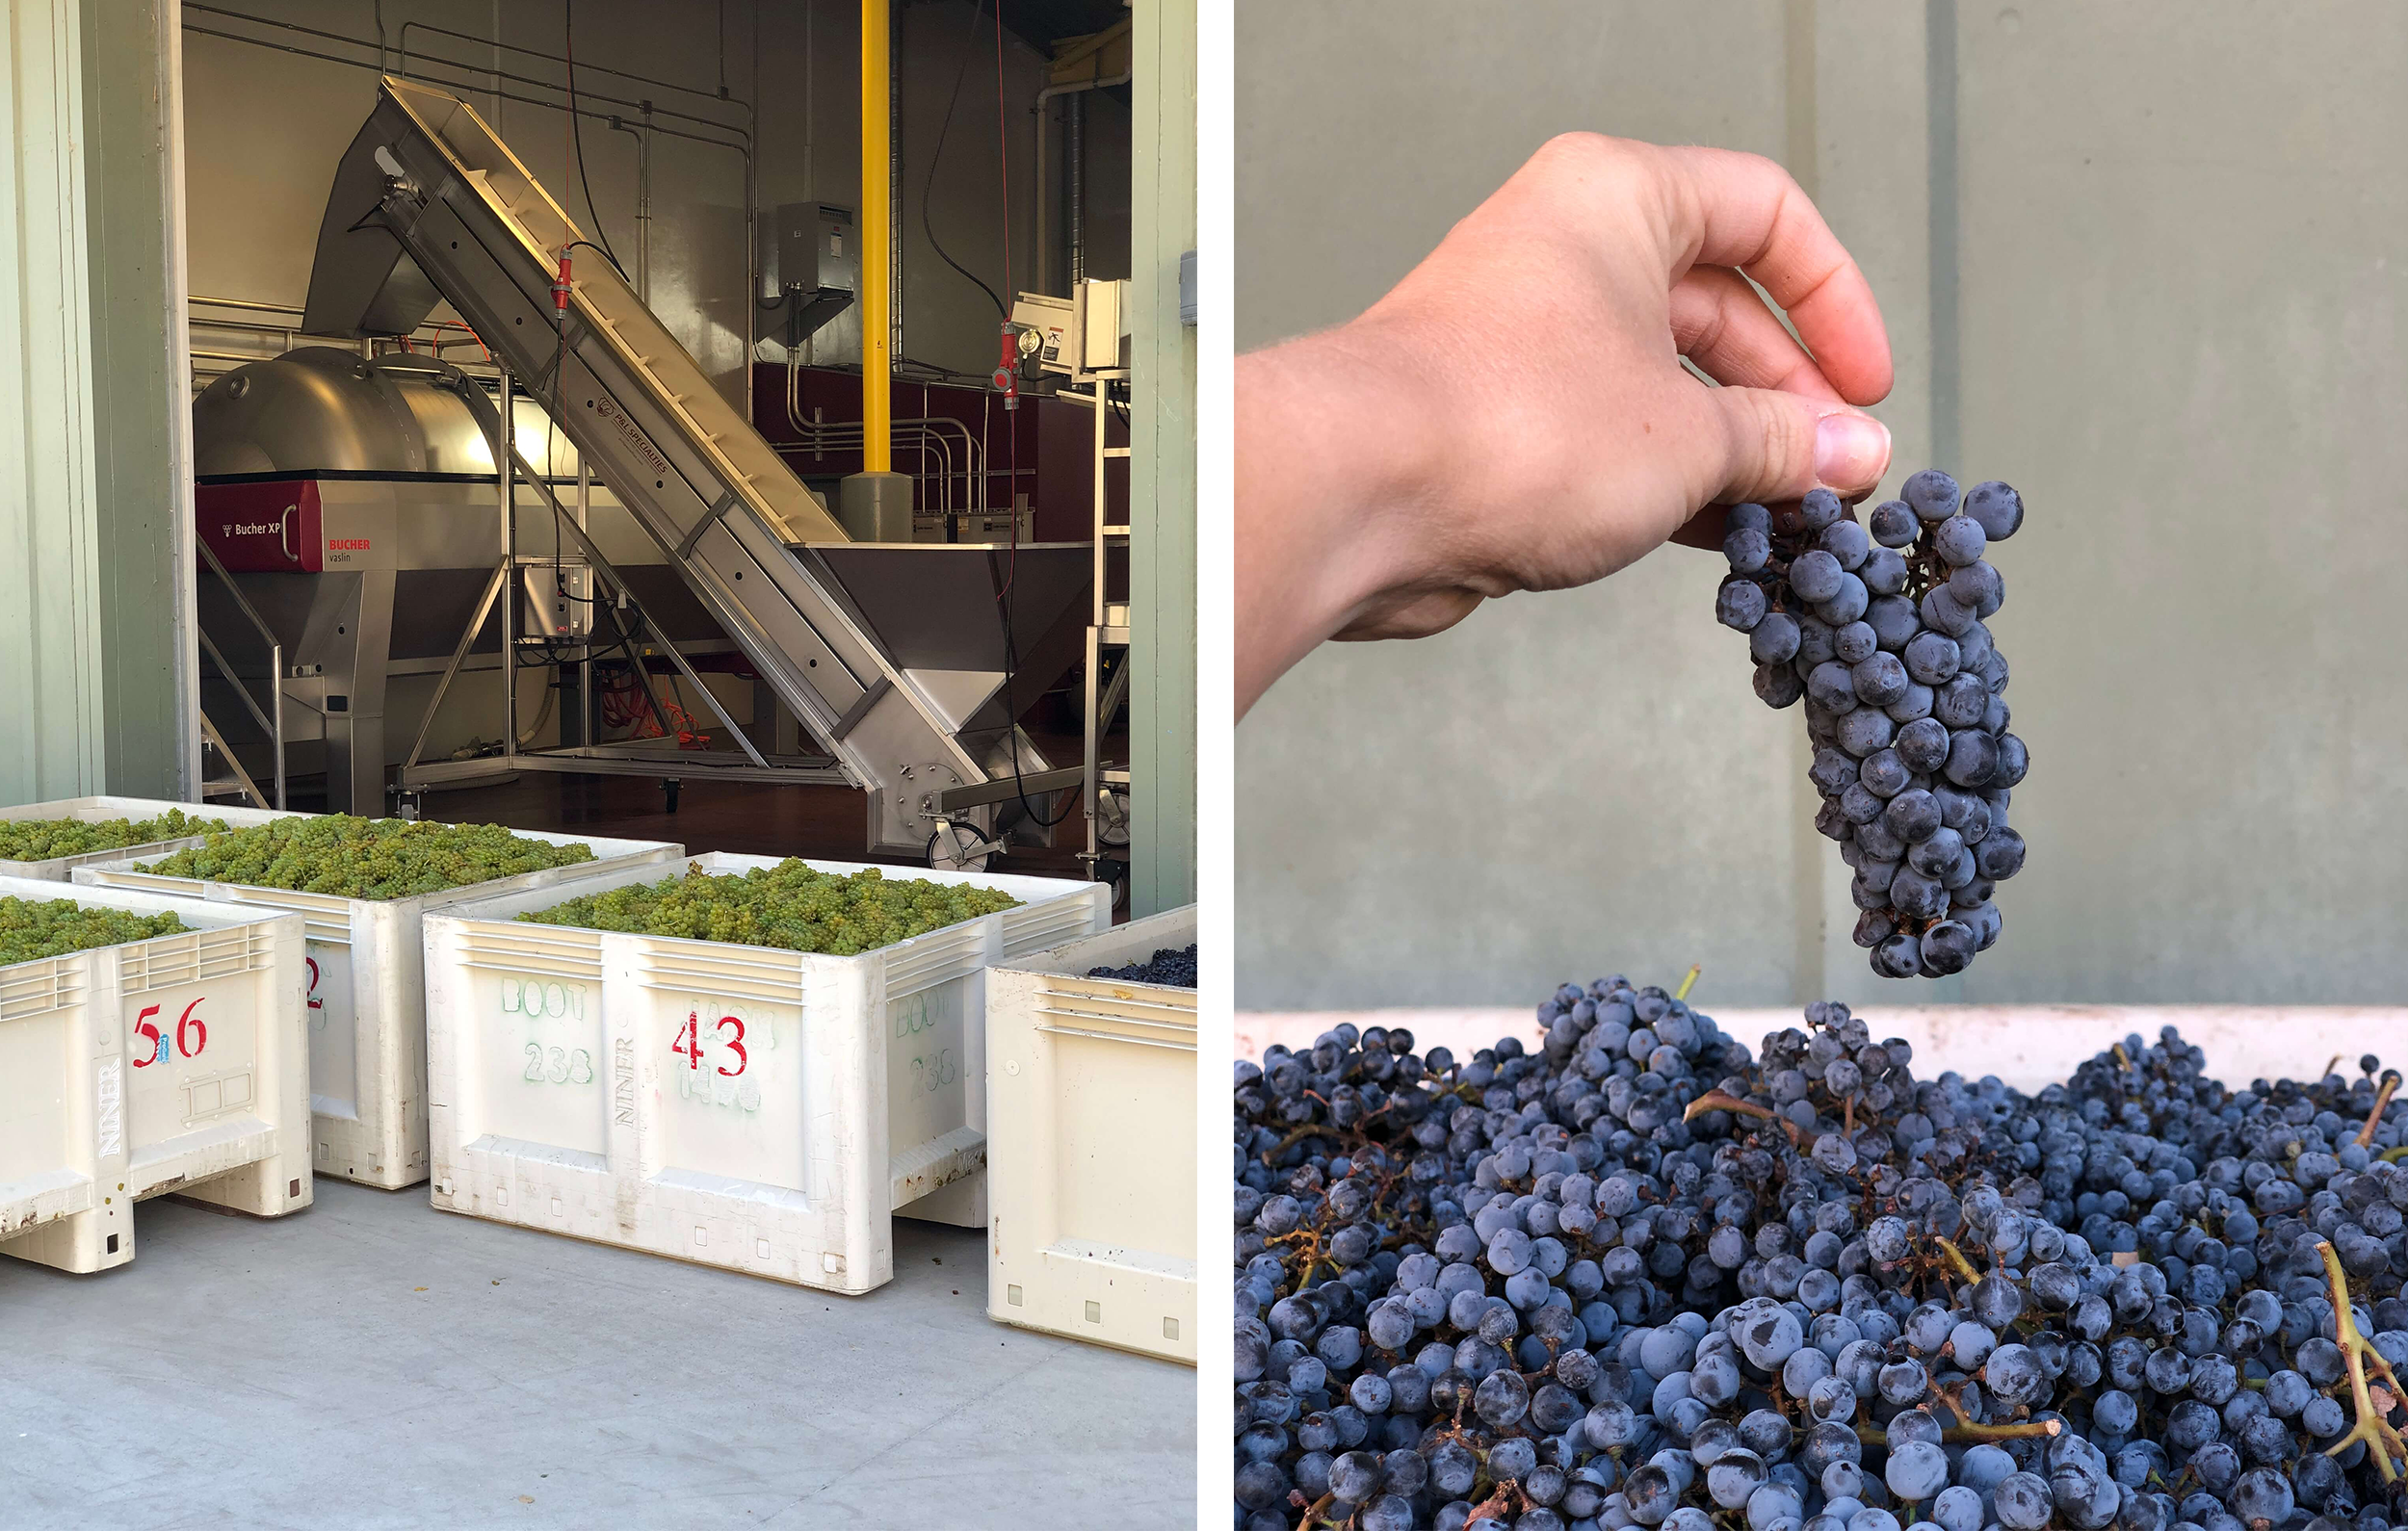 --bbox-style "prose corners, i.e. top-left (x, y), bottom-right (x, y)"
top-left (1033, 62), bottom-right (1131, 296)
top-left (180, 18), bottom-right (747, 156)
top-left (607, 117), bottom-right (654, 300)
top-left (1067, 91), bottom-right (1085, 286)
top-left (388, 14), bottom-right (752, 144)
top-left (186, 5), bottom-right (758, 412)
